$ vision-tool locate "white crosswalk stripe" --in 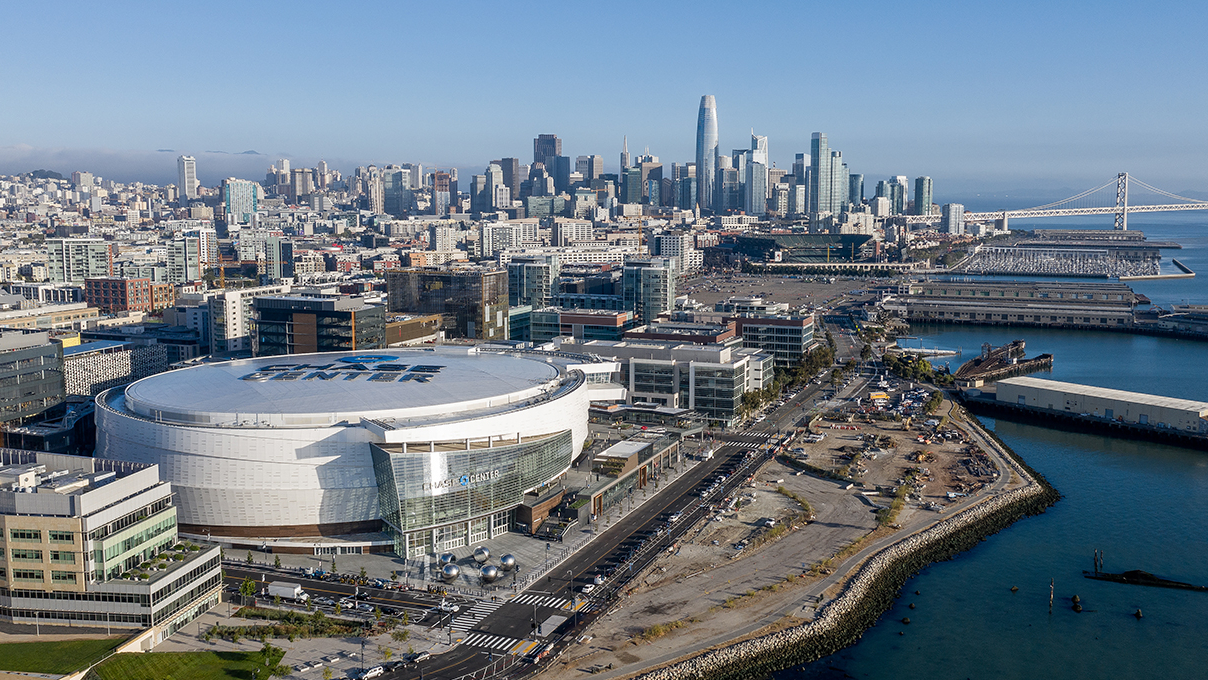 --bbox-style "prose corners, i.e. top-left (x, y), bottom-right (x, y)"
top-left (509, 593), bottom-right (570, 608)
top-left (460, 632), bottom-right (522, 650)
top-left (450, 599), bottom-right (505, 632)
